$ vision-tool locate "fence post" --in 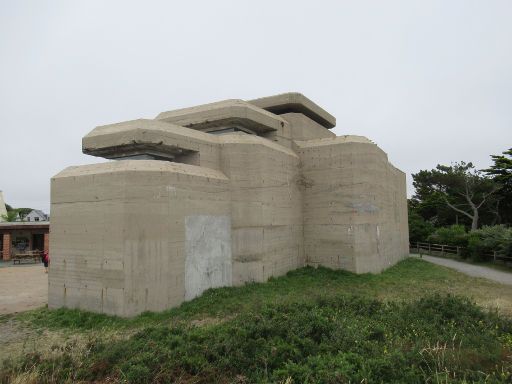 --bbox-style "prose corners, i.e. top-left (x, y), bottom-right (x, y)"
top-left (456, 246), bottom-right (460, 257)
top-left (441, 245), bottom-right (444, 257)
top-left (428, 243), bottom-right (431, 256)
top-left (493, 251), bottom-right (497, 263)
top-left (417, 242), bottom-right (422, 258)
